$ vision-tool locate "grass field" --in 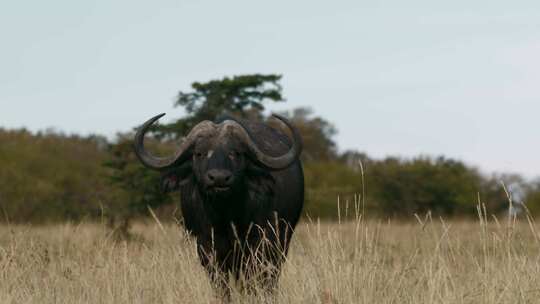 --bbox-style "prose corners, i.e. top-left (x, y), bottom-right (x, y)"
top-left (1, 211), bottom-right (540, 304)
